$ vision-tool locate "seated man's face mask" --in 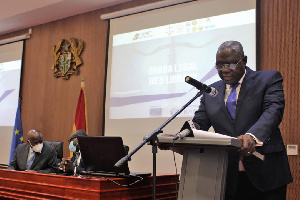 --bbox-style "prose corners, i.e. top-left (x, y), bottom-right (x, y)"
top-left (69, 138), bottom-right (78, 153)
top-left (28, 140), bottom-right (43, 153)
